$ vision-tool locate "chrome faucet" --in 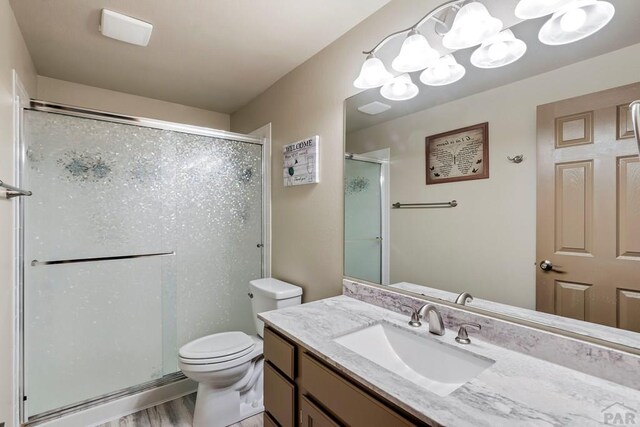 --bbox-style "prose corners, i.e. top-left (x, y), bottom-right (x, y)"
top-left (455, 292), bottom-right (473, 306)
top-left (417, 304), bottom-right (445, 336)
